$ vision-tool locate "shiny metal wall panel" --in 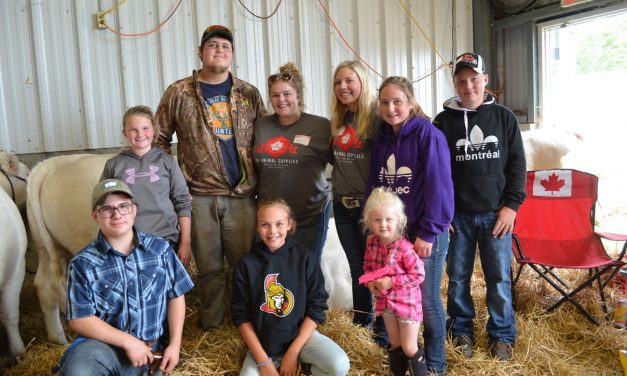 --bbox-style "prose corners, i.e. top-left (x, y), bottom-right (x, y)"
top-left (0, 0), bottom-right (472, 153)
